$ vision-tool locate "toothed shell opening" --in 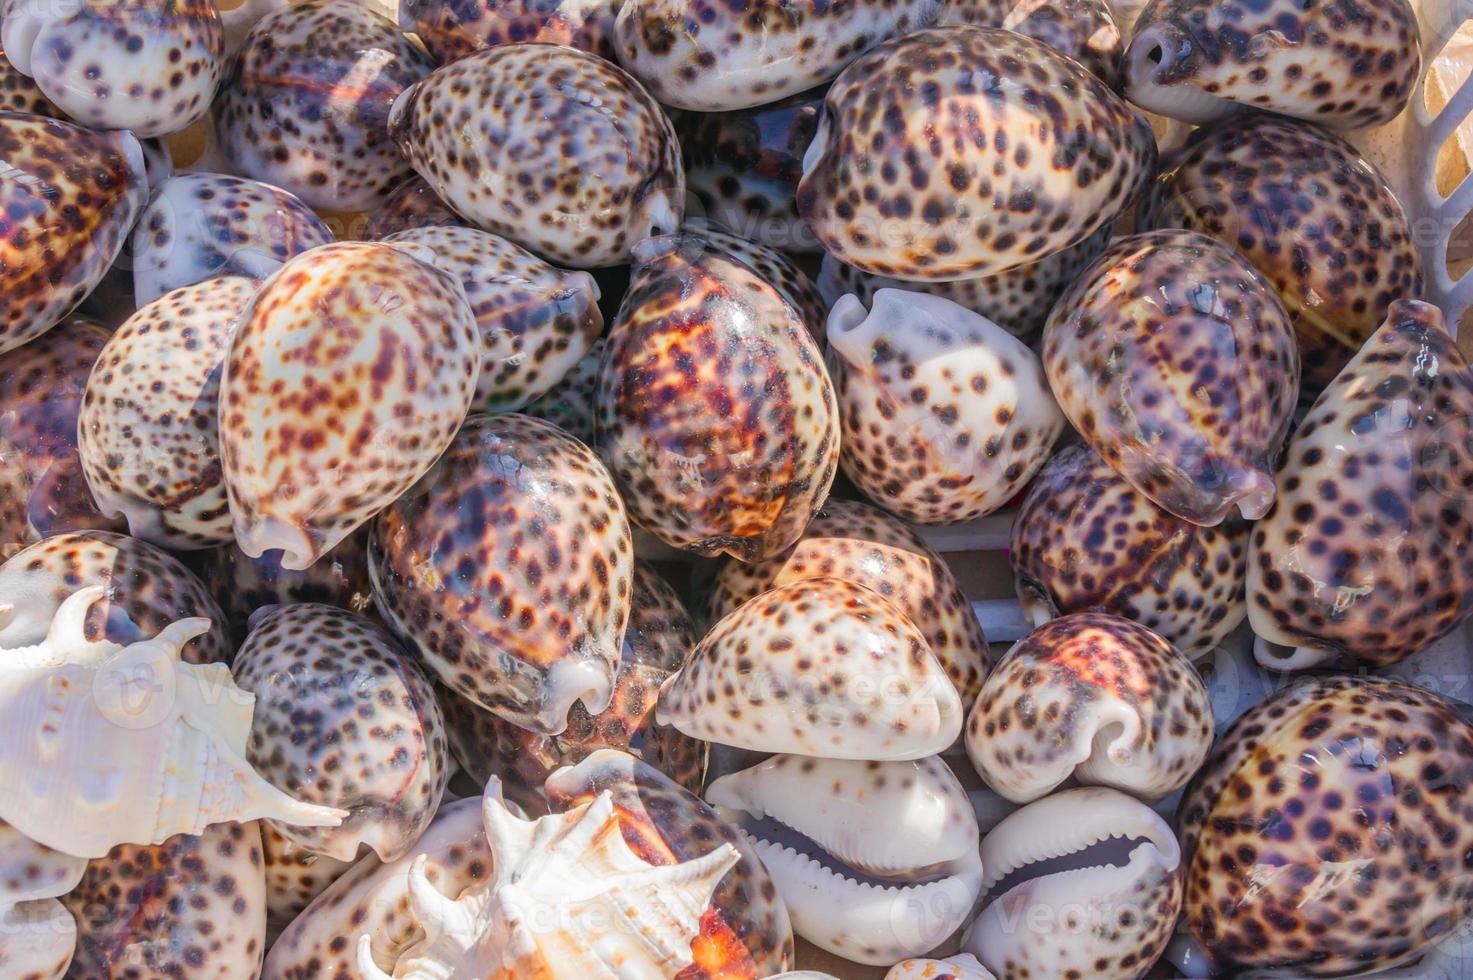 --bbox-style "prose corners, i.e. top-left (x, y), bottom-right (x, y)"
top-left (1124, 28), bottom-right (1236, 124)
